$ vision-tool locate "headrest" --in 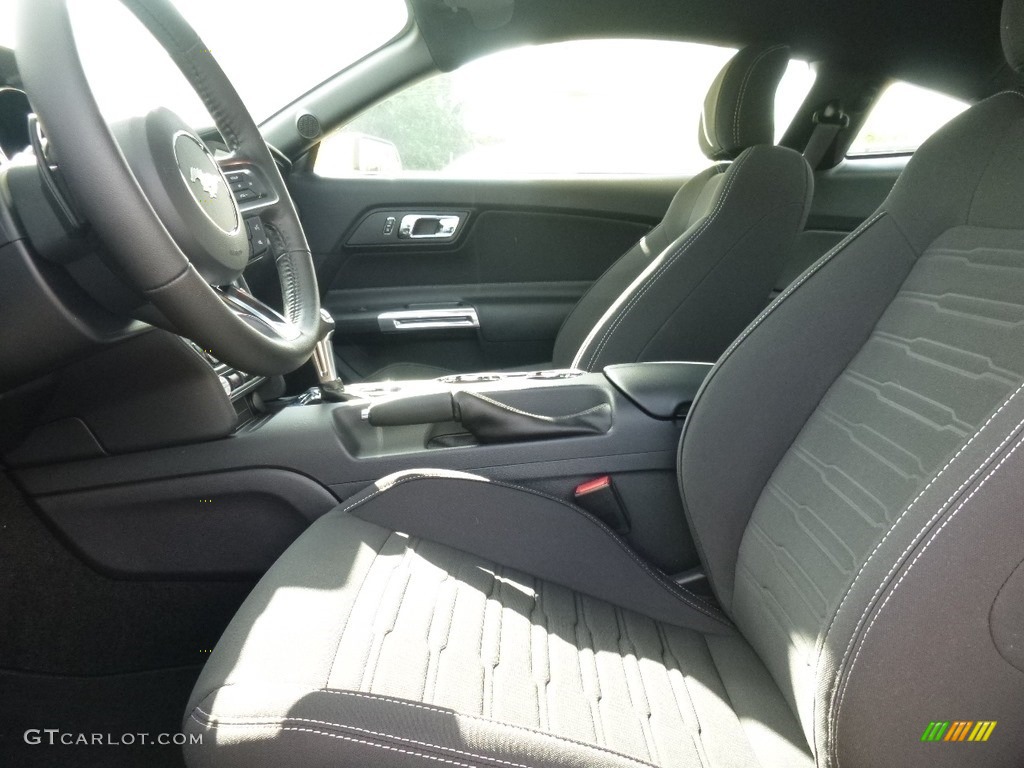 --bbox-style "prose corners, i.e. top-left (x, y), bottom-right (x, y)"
top-left (699, 44), bottom-right (790, 161)
top-left (1003, 0), bottom-right (1024, 73)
